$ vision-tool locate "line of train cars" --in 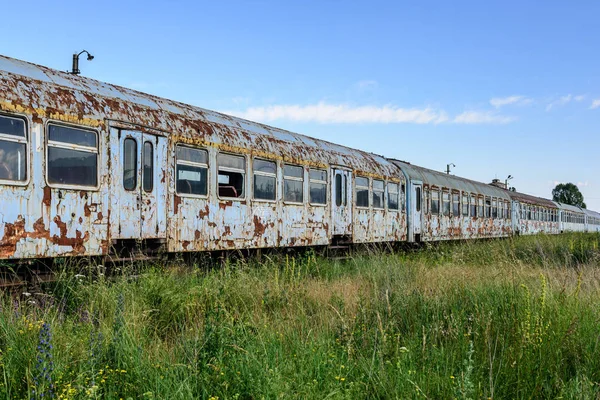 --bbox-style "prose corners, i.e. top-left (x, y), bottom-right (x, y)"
top-left (0, 54), bottom-right (598, 261)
